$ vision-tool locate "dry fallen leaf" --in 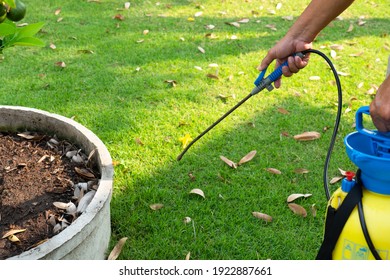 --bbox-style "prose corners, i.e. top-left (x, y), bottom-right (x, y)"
top-left (75, 167), bottom-right (96, 179)
top-left (311, 204), bottom-right (317, 217)
top-left (338, 168), bottom-right (347, 176)
top-left (220, 156), bottom-right (237, 169)
top-left (330, 176), bottom-right (343, 184)
top-left (8, 235), bottom-right (21, 243)
top-left (55, 61), bottom-right (66, 68)
top-left (294, 168), bottom-right (309, 174)
top-left (266, 167), bottom-right (282, 174)
top-left (150, 203), bottom-right (164, 210)
top-left (113, 14), bottom-right (125, 21)
top-left (287, 193), bottom-right (312, 203)
top-left (164, 80), bottom-right (177, 87)
top-left (183, 217), bottom-right (192, 224)
top-left (309, 76), bottom-right (320, 81)
top-left (185, 252), bottom-right (191, 260)
top-left (347, 23), bottom-right (354, 32)
top-left (252, 212), bottom-right (273, 222)
top-left (277, 107), bottom-right (289, 114)
top-left (293, 131), bottom-right (321, 141)
top-left (107, 237), bottom-right (128, 260)
top-left (265, 24), bottom-right (277, 31)
top-left (189, 188), bottom-right (205, 198)
top-left (225, 22), bottom-right (240, 28)
top-left (198, 46), bottom-right (205, 53)
top-left (238, 150), bottom-right (257, 166)
top-left (2, 229), bottom-right (26, 239)
top-left (206, 73), bottom-right (219, 79)
top-left (288, 203), bottom-right (307, 217)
